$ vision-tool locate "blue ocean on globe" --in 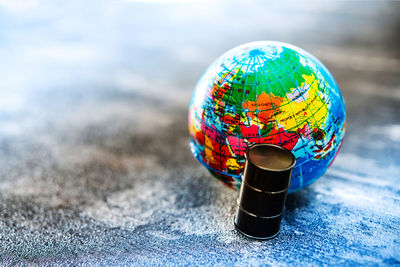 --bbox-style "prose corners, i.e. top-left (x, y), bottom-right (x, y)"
top-left (188, 41), bottom-right (346, 192)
